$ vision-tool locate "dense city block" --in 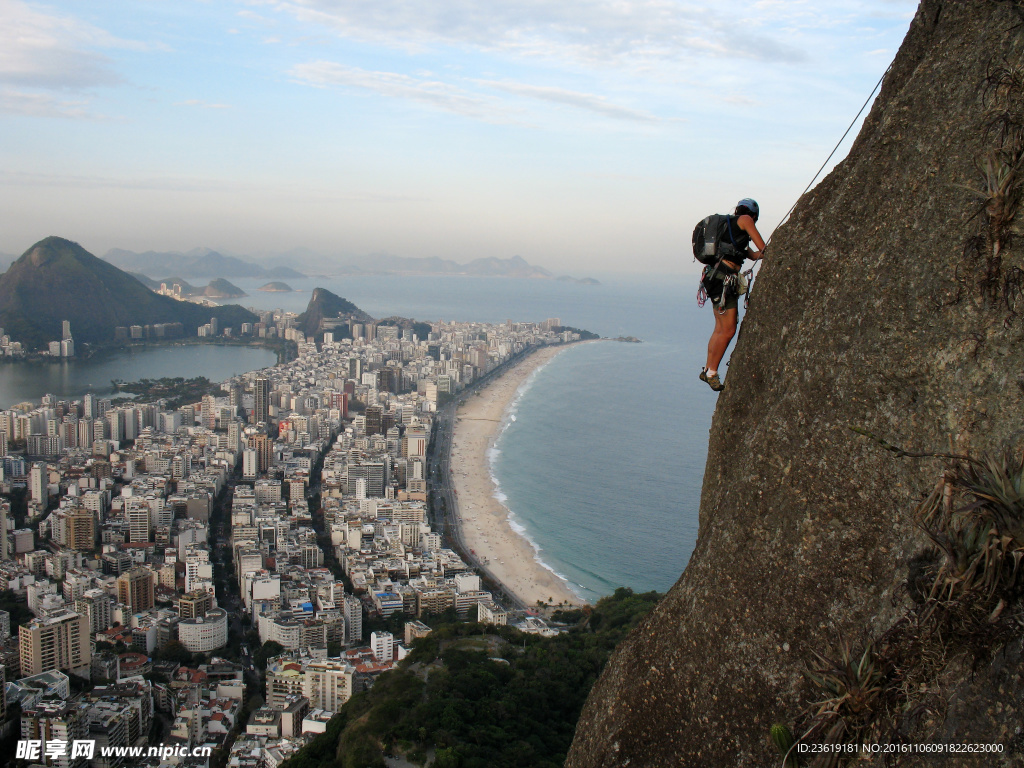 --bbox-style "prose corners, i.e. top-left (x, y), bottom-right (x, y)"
top-left (0, 312), bottom-right (581, 768)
